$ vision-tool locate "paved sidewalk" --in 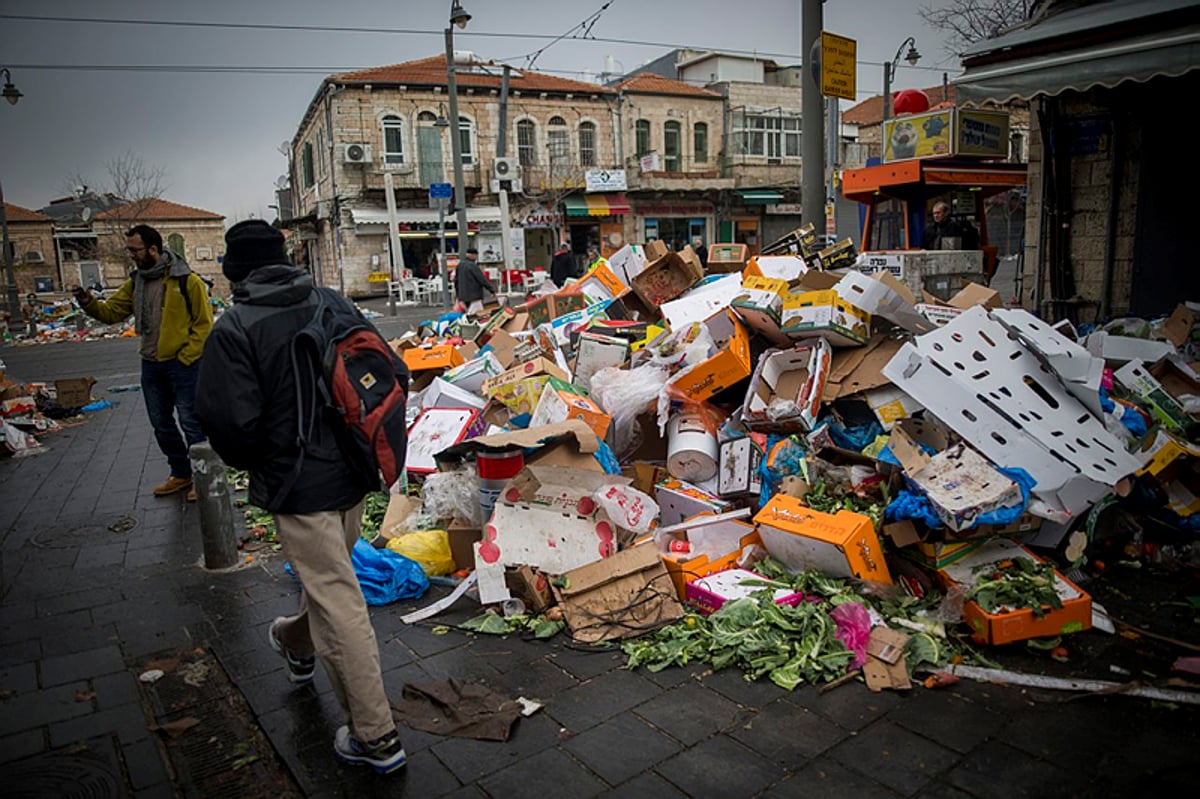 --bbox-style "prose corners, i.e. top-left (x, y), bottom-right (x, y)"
top-left (1, 338), bottom-right (1197, 797)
